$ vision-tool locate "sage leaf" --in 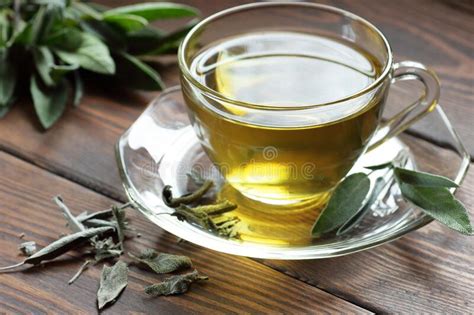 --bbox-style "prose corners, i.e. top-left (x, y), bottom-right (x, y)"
top-left (54, 32), bottom-right (115, 74)
top-left (77, 208), bottom-right (113, 222)
top-left (128, 249), bottom-right (192, 274)
top-left (29, 5), bottom-right (60, 45)
top-left (0, 10), bottom-right (10, 46)
top-left (53, 196), bottom-right (85, 232)
top-left (30, 75), bottom-right (68, 129)
top-left (44, 27), bottom-right (83, 51)
top-left (112, 205), bottom-right (126, 250)
top-left (144, 270), bottom-right (208, 297)
top-left (126, 27), bottom-right (165, 55)
top-left (0, 226), bottom-right (114, 271)
top-left (146, 19), bottom-right (198, 55)
top-left (312, 173), bottom-right (371, 237)
top-left (104, 3), bottom-right (199, 22)
top-left (83, 218), bottom-right (117, 229)
top-left (79, 19), bottom-right (126, 50)
top-left (92, 237), bottom-right (122, 262)
top-left (364, 161), bottom-right (393, 171)
top-left (97, 261), bottom-right (128, 310)
top-left (399, 183), bottom-right (472, 235)
top-left (394, 167), bottom-right (458, 188)
top-left (113, 52), bottom-right (164, 90)
top-left (103, 13), bottom-right (148, 32)
top-left (337, 177), bottom-right (389, 235)
top-left (19, 241), bottom-right (37, 256)
top-left (33, 46), bottom-right (55, 86)
top-left (163, 179), bottom-right (213, 207)
top-left (0, 48), bottom-right (17, 107)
